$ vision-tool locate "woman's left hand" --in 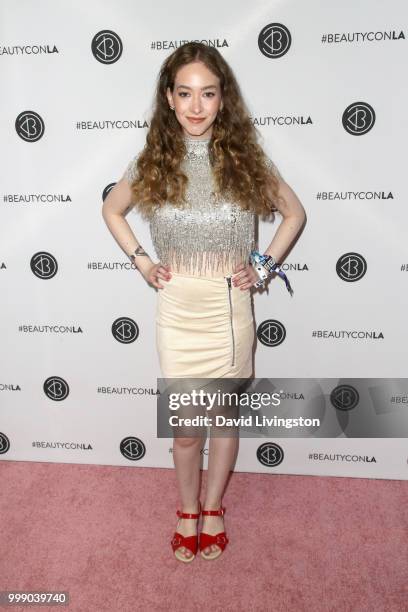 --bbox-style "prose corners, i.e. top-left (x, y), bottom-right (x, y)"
top-left (231, 262), bottom-right (259, 290)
